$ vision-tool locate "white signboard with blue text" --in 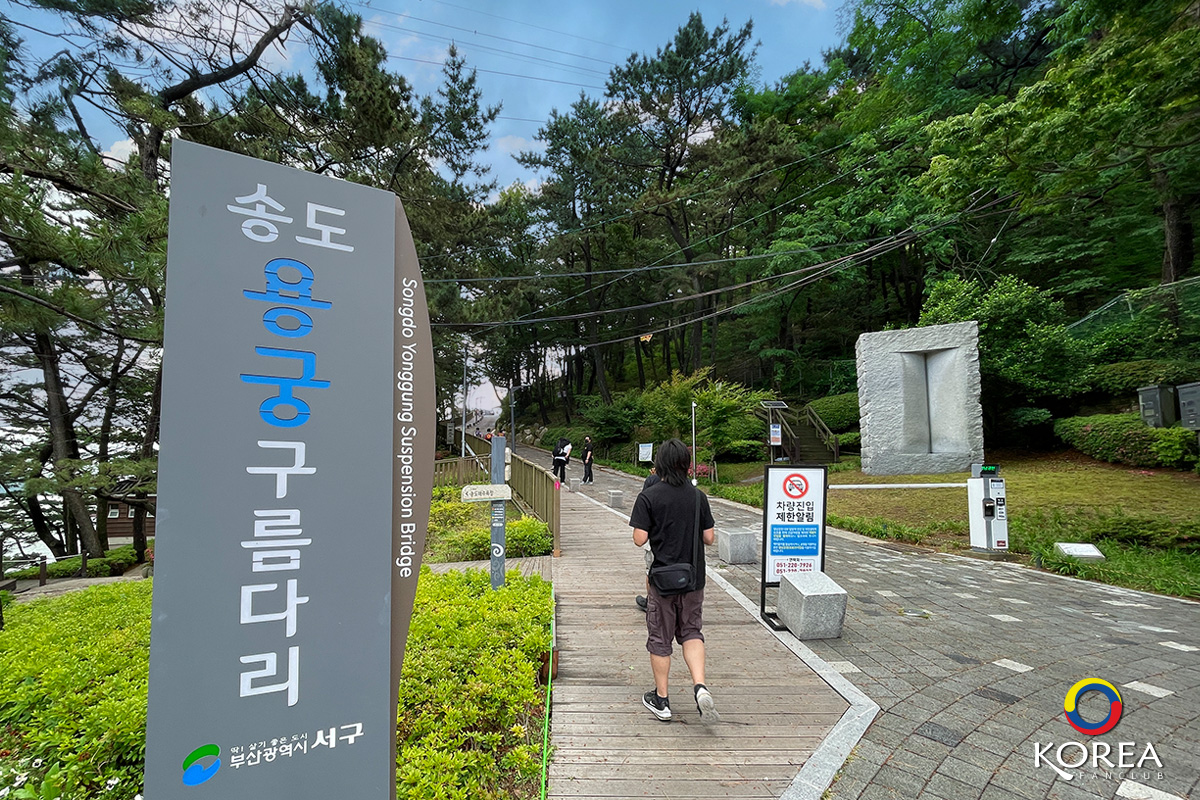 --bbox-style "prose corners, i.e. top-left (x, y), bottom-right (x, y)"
top-left (145, 141), bottom-right (435, 799)
top-left (760, 465), bottom-right (828, 629)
